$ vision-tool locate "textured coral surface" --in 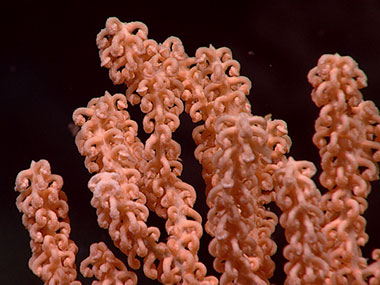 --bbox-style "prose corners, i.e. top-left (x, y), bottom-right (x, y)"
top-left (13, 18), bottom-right (380, 284)
top-left (3, 2), bottom-right (380, 284)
